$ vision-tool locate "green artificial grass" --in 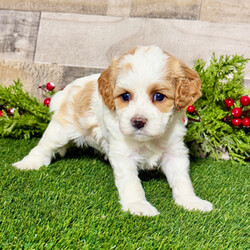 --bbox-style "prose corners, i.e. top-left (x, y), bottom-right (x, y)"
top-left (0, 138), bottom-right (249, 249)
